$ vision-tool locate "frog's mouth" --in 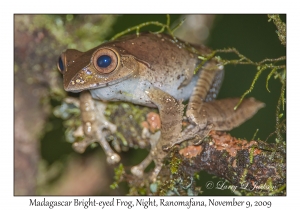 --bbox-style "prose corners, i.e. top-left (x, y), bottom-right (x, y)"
top-left (64, 71), bottom-right (135, 93)
top-left (67, 89), bottom-right (81, 93)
